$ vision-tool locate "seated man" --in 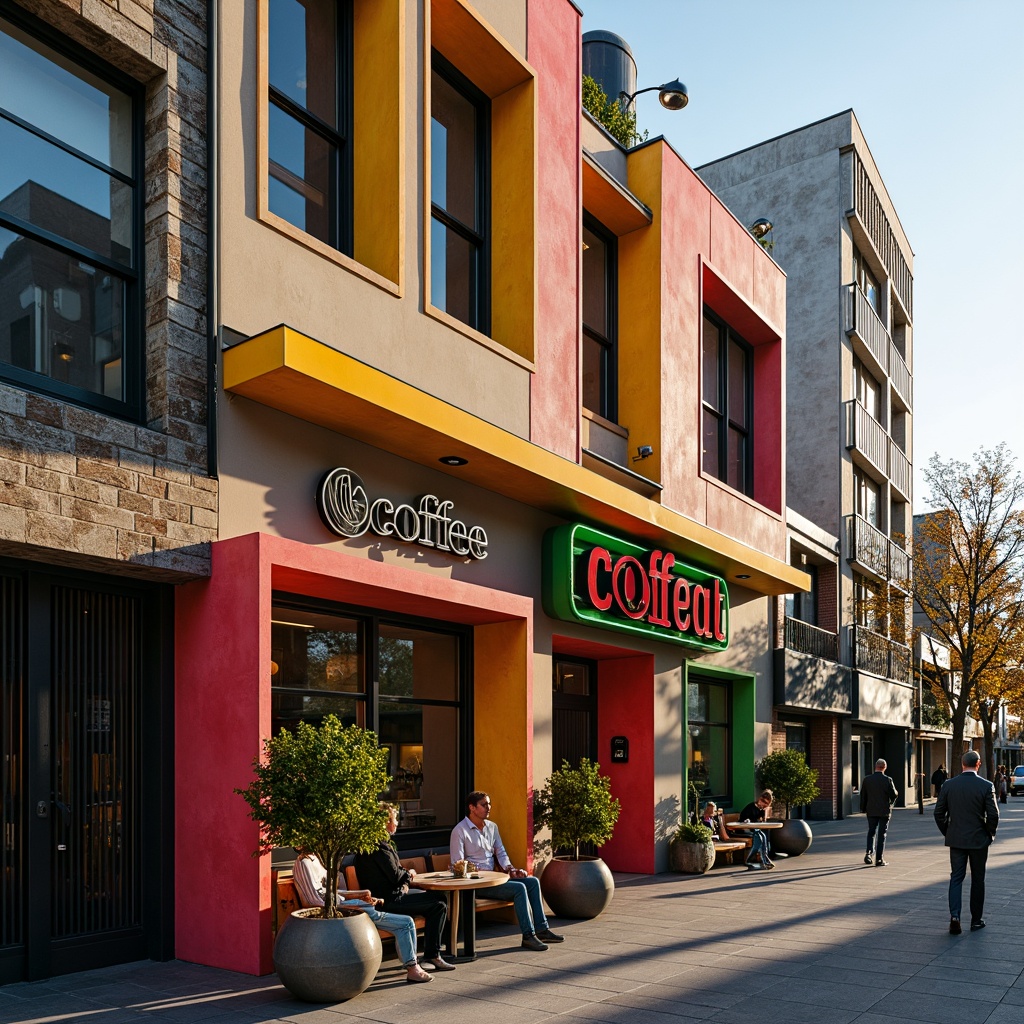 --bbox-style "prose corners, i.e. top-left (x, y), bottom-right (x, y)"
top-left (450, 790), bottom-right (563, 951)
top-left (354, 803), bottom-right (454, 972)
top-left (730, 789), bottom-right (774, 870)
top-left (292, 849), bottom-right (433, 983)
